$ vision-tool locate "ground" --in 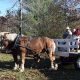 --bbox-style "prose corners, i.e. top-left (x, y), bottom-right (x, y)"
top-left (0, 53), bottom-right (80, 80)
